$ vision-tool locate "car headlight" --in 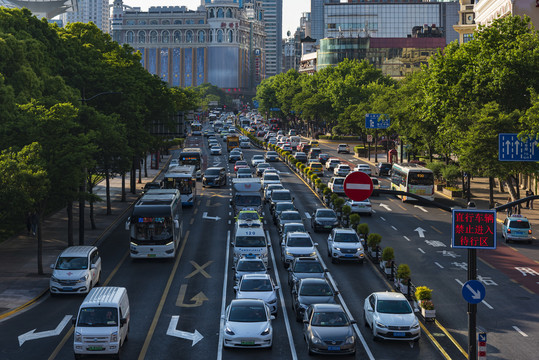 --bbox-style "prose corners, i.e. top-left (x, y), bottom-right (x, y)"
top-left (357, 248), bottom-right (363, 252)
top-left (261, 327), bottom-right (271, 336)
top-left (333, 220), bottom-right (339, 225)
top-left (411, 319), bottom-right (420, 329)
top-left (375, 321), bottom-right (387, 329)
top-left (111, 331), bottom-right (118, 342)
top-left (311, 335), bottom-right (323, 344)
top-left (51, 275), bottom-right (58, 282)
top-left (309, 252), bottom-right (317, 257)
top-left (225, 327), bottom-right (235, 335)
top-left (314, 219), bottom-right (322, 224)
top-left (286, 251), bottom-right (293, 256)
top-left (334, 247), bottom-right (341, 251)
top-left (345, 336), bottom-right (355, 344)
top-left (268, 298), bottom-right (277, 304)
top-left (75, 332), bottom-right (82, 342)
top-left (78, 275), bottom-right (88, 283)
